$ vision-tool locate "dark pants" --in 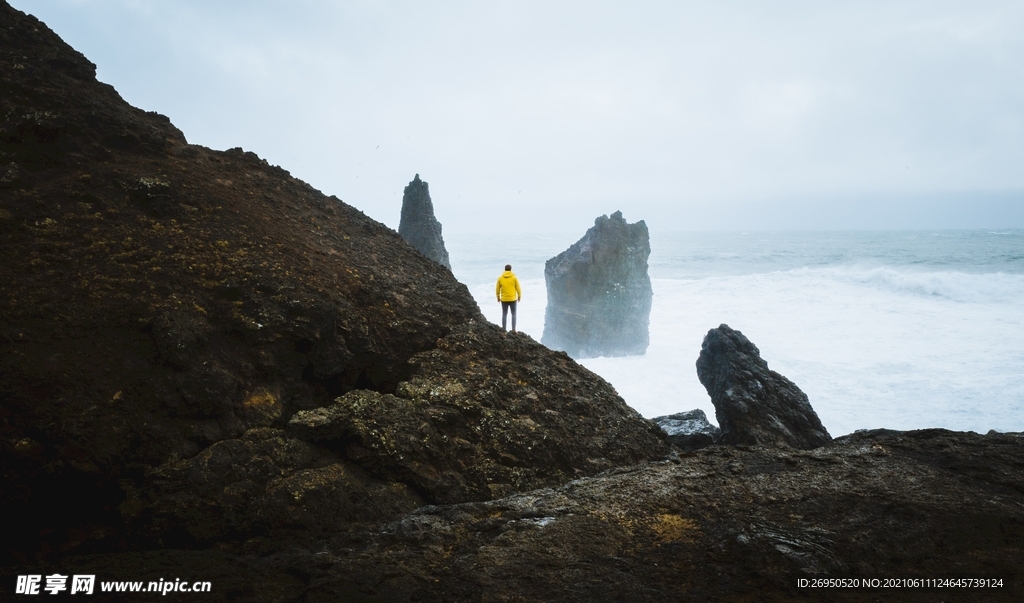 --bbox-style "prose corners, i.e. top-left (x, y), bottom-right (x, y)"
top-left (501, 301), bottom-right (517, 331)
